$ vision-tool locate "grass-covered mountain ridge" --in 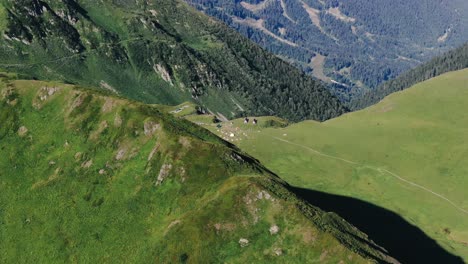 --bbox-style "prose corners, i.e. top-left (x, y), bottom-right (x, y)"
top-left (0, 0), bottom-right (344, 122)
top-left (0, 73), bottom-right (397, 263)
